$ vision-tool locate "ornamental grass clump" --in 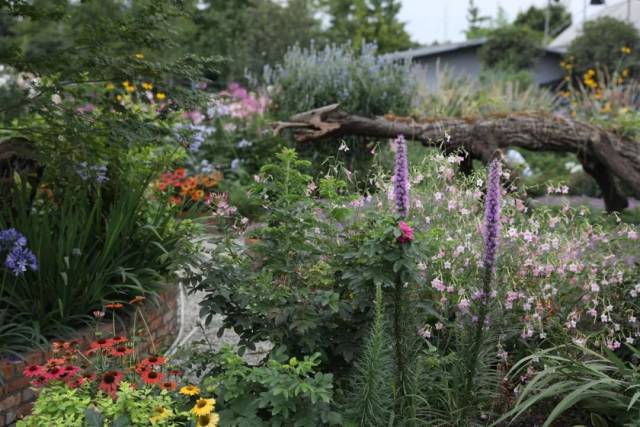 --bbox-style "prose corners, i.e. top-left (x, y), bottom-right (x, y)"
top-left (463, 157), bottom-right (503, 407)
